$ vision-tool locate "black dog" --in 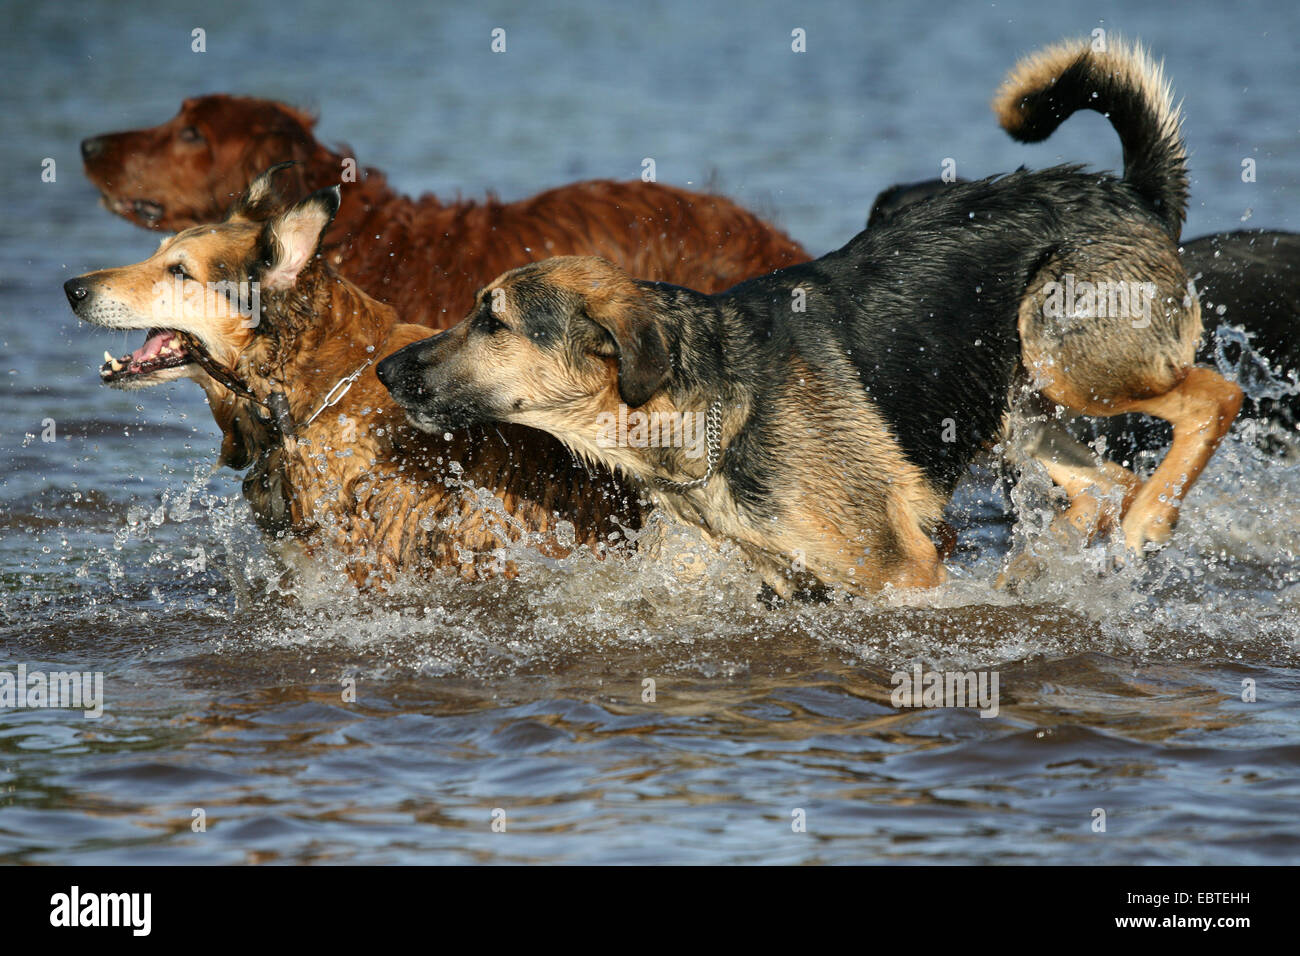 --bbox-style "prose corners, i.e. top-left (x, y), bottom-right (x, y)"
top-left (871, 178), bottom-right (1300, 458)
